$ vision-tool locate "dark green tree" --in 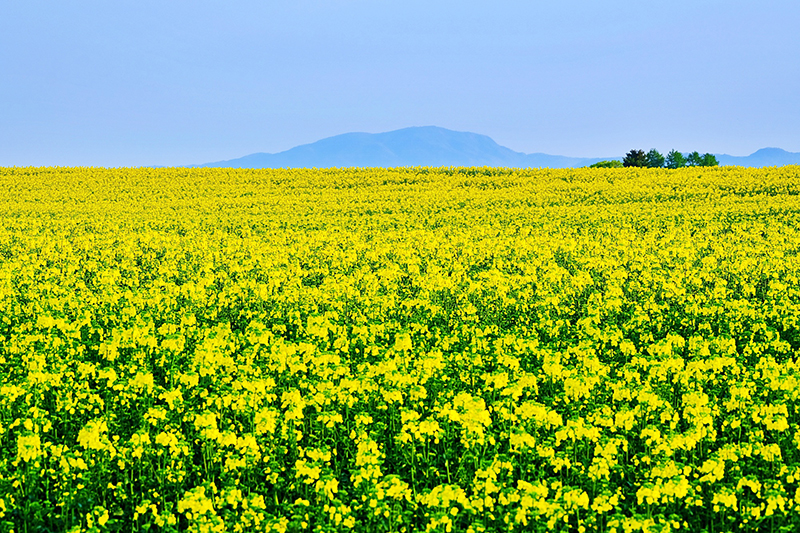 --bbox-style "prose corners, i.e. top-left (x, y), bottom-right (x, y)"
top-left (588, 160), bottom-right (623, 168)
top-left (665, 150), bottom-right (686, 169)
top-left (623, 149), bottom-right (648, 167)
top-left (686, 151), bottom-right (703, 167)
top-left (646, 149), bottom-right (665, 168)
top-left (701, 153), bottom-right (719, 167)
